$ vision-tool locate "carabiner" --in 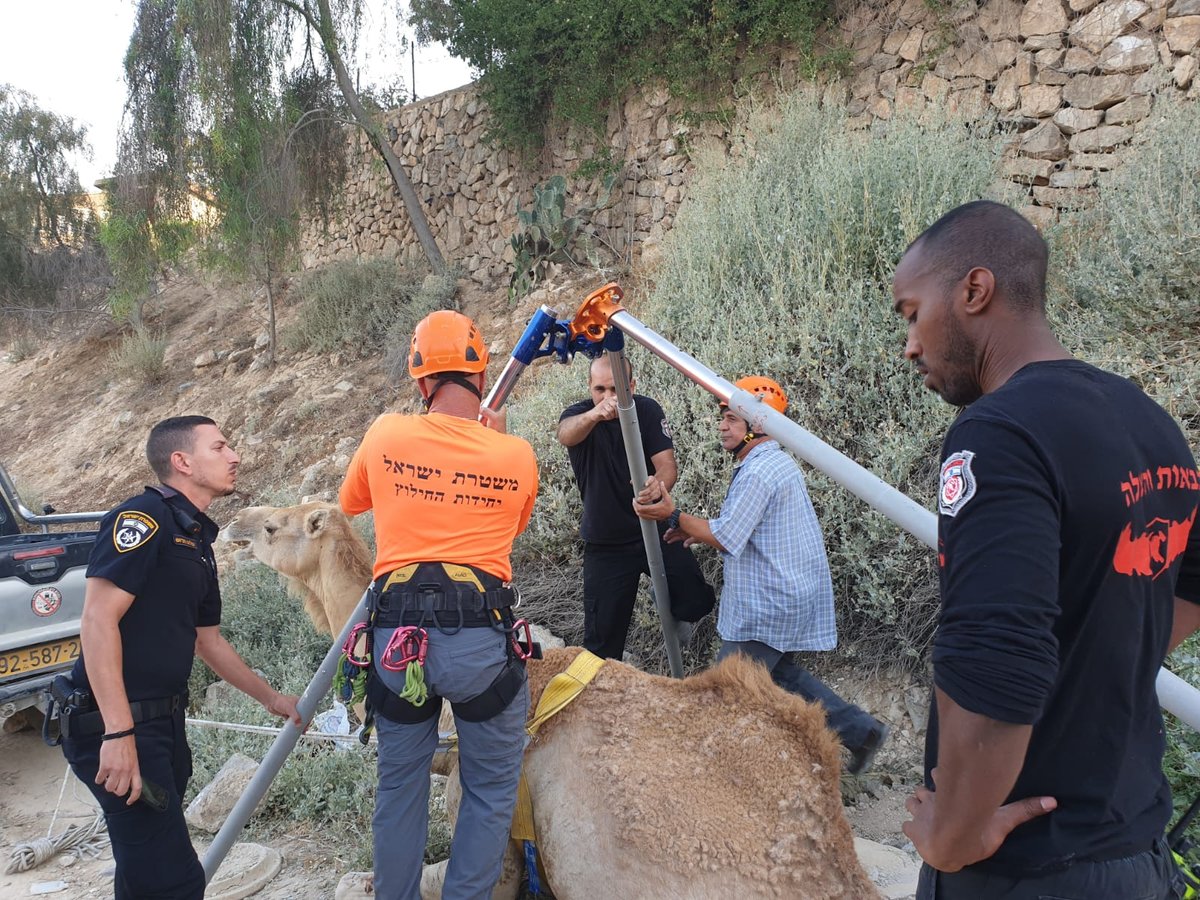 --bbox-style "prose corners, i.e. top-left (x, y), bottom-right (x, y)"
top-left (509, 619), bottom-right (535, 660)
top-left (381, 626), bottom-right (428, 672)
top-left (342, 622), bottom-right (372, 668)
